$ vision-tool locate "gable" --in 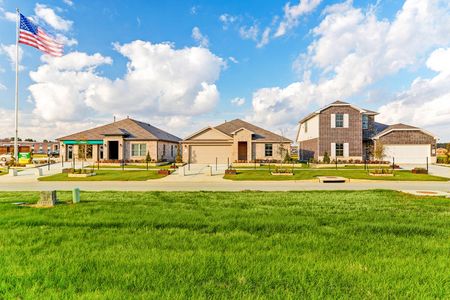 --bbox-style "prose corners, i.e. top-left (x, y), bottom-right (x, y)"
top-left (188, 128), bottom-right (232, 141)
